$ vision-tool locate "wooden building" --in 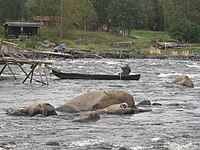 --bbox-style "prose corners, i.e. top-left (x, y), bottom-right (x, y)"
top-left (31, 16), bottom-right (60, 29)
top-left (4, 21), bottom-right (41, 39)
